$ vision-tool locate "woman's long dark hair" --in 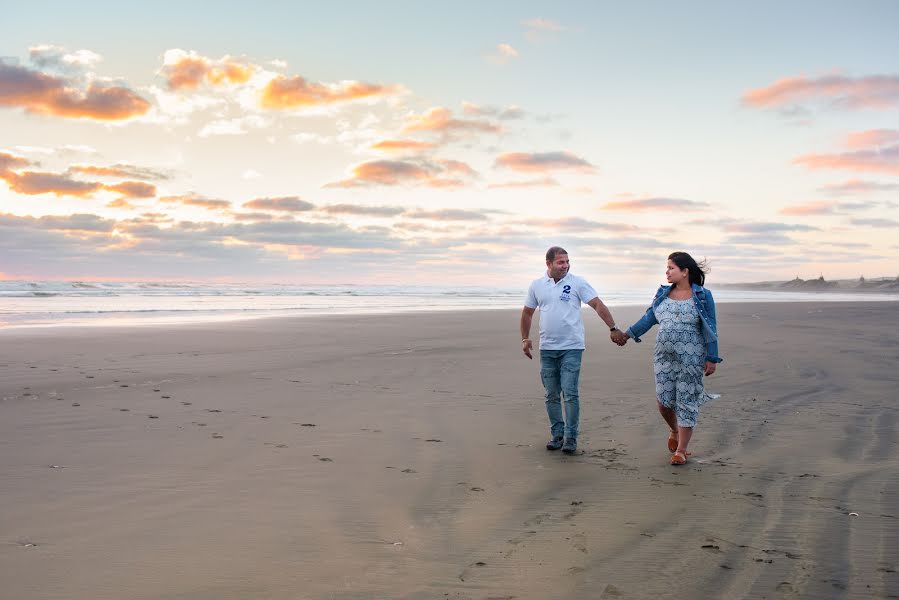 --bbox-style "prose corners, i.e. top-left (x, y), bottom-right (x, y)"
top-left (669, 252), bottom-right (709, 287)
